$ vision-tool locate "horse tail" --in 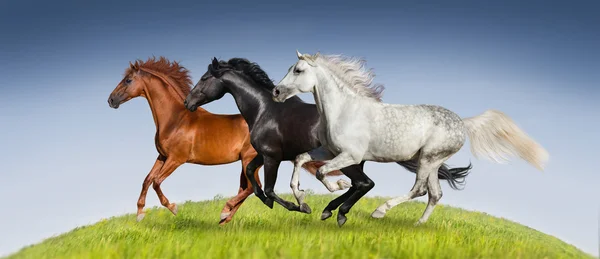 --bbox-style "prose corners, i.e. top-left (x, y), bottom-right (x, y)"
top-left (462, 110), bottom-right (549, 171)
top-left (301, 161), bottom-right (344, 176)
top-left (396, 161), bottom-right (473, 190)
